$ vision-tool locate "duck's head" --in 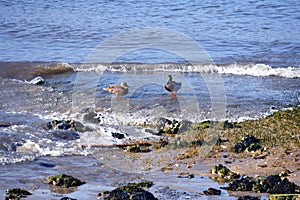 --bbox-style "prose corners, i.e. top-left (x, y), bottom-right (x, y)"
top-left (167, 75), bottom-right (172, 81)
top-left (121, 82), bottom-right (129, 88)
